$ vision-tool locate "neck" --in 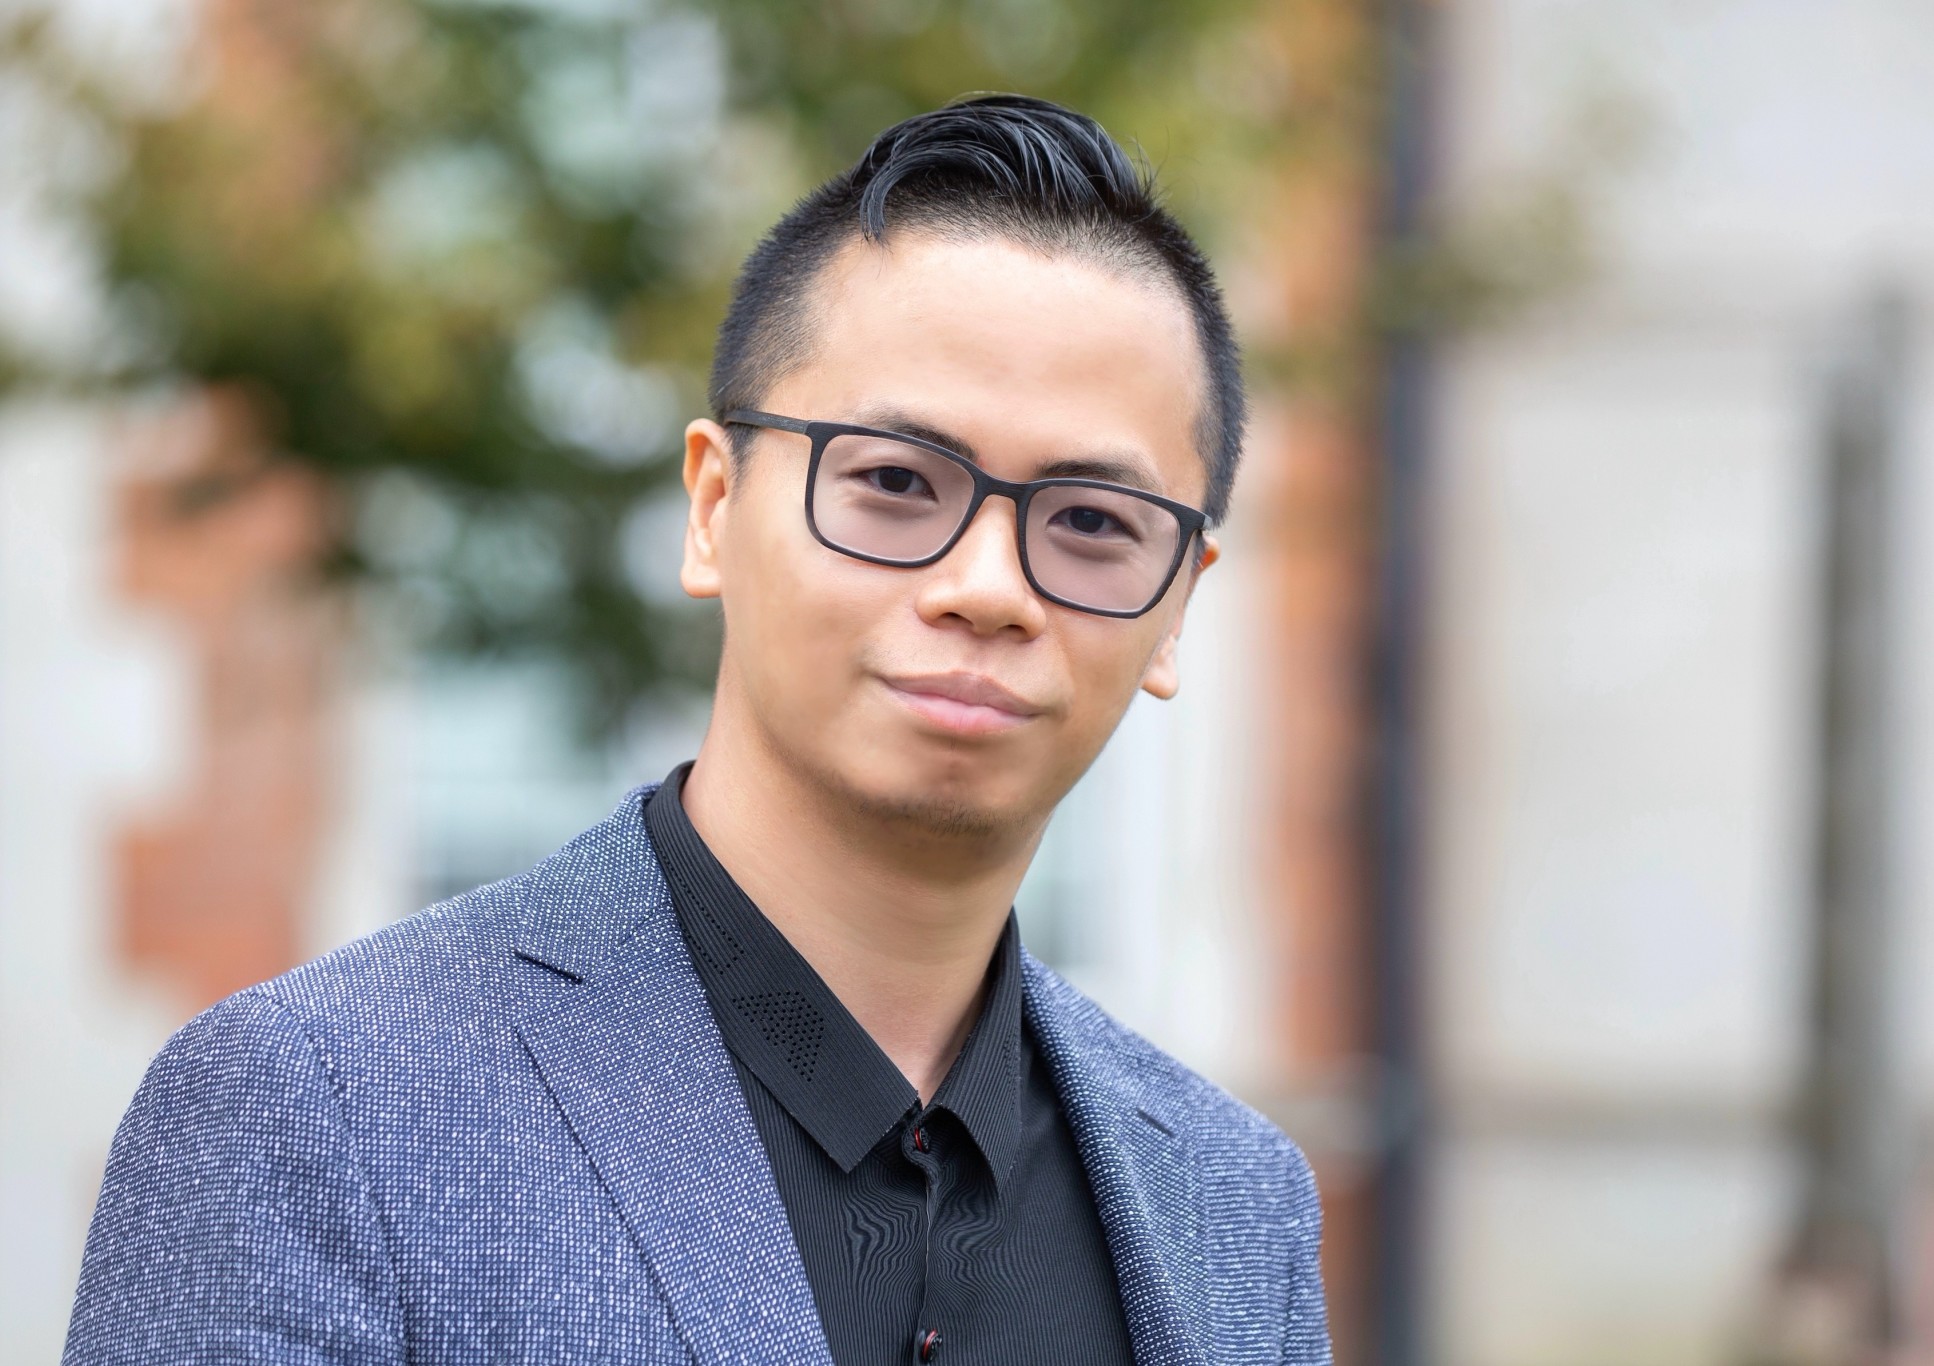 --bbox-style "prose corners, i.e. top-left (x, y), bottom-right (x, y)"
top-left (680, 690), bottom-right (1042, 1102)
